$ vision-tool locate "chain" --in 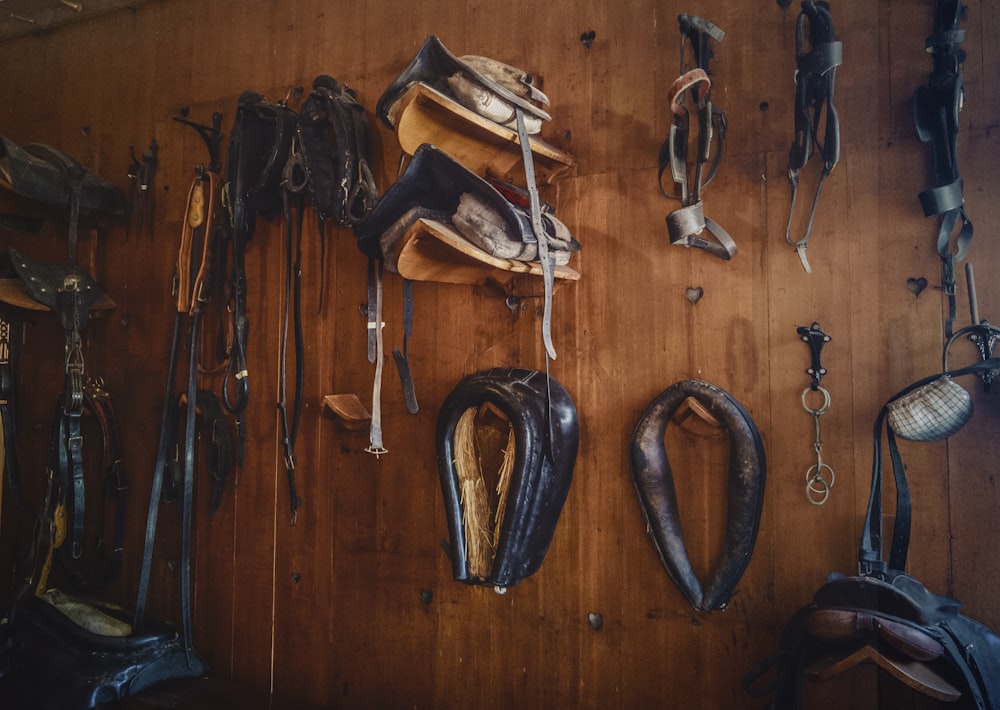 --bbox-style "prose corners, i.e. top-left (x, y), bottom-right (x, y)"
top-left (802, 386), bottom-right (834, 505)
